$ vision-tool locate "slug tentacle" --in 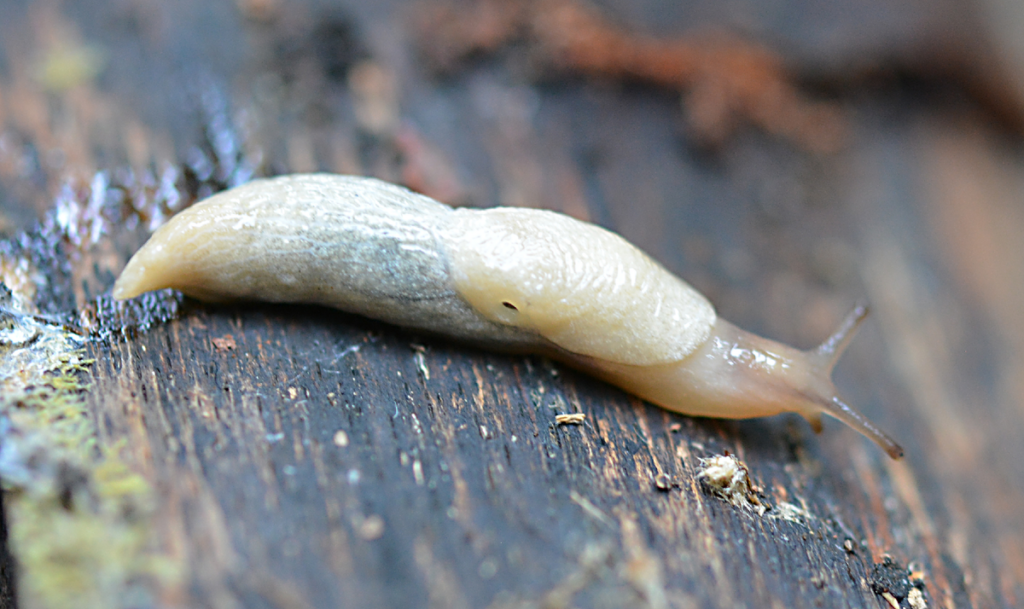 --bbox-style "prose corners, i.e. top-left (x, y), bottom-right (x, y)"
top-left (803, 305), bottom-right (905, 459)
top-left (812, 302), bottom-right (869, 370)
top-left (822, 396), bottom-right (904, 459)
top-left (112, 173), bottom-right (904, 459)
